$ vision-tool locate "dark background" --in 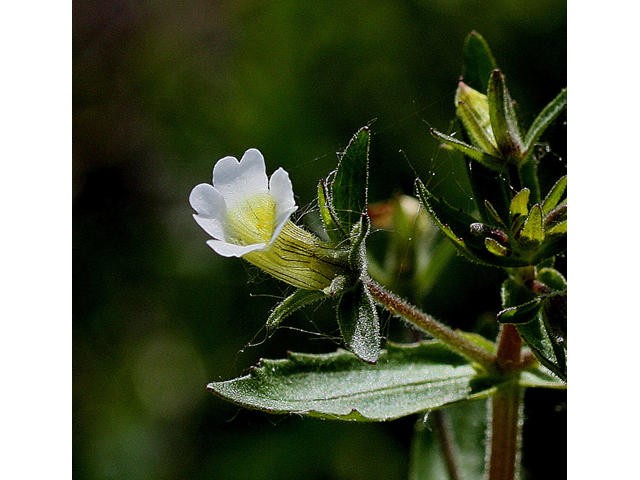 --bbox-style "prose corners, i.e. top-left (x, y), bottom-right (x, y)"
top-left (73, 1), bottom-right (567, 478)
